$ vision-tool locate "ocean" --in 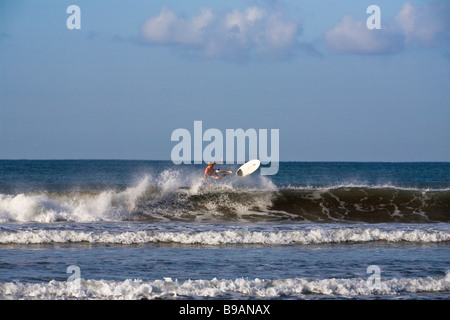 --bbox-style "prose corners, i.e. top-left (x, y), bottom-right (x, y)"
top-left (0, 160), bottom-right (449, 300)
